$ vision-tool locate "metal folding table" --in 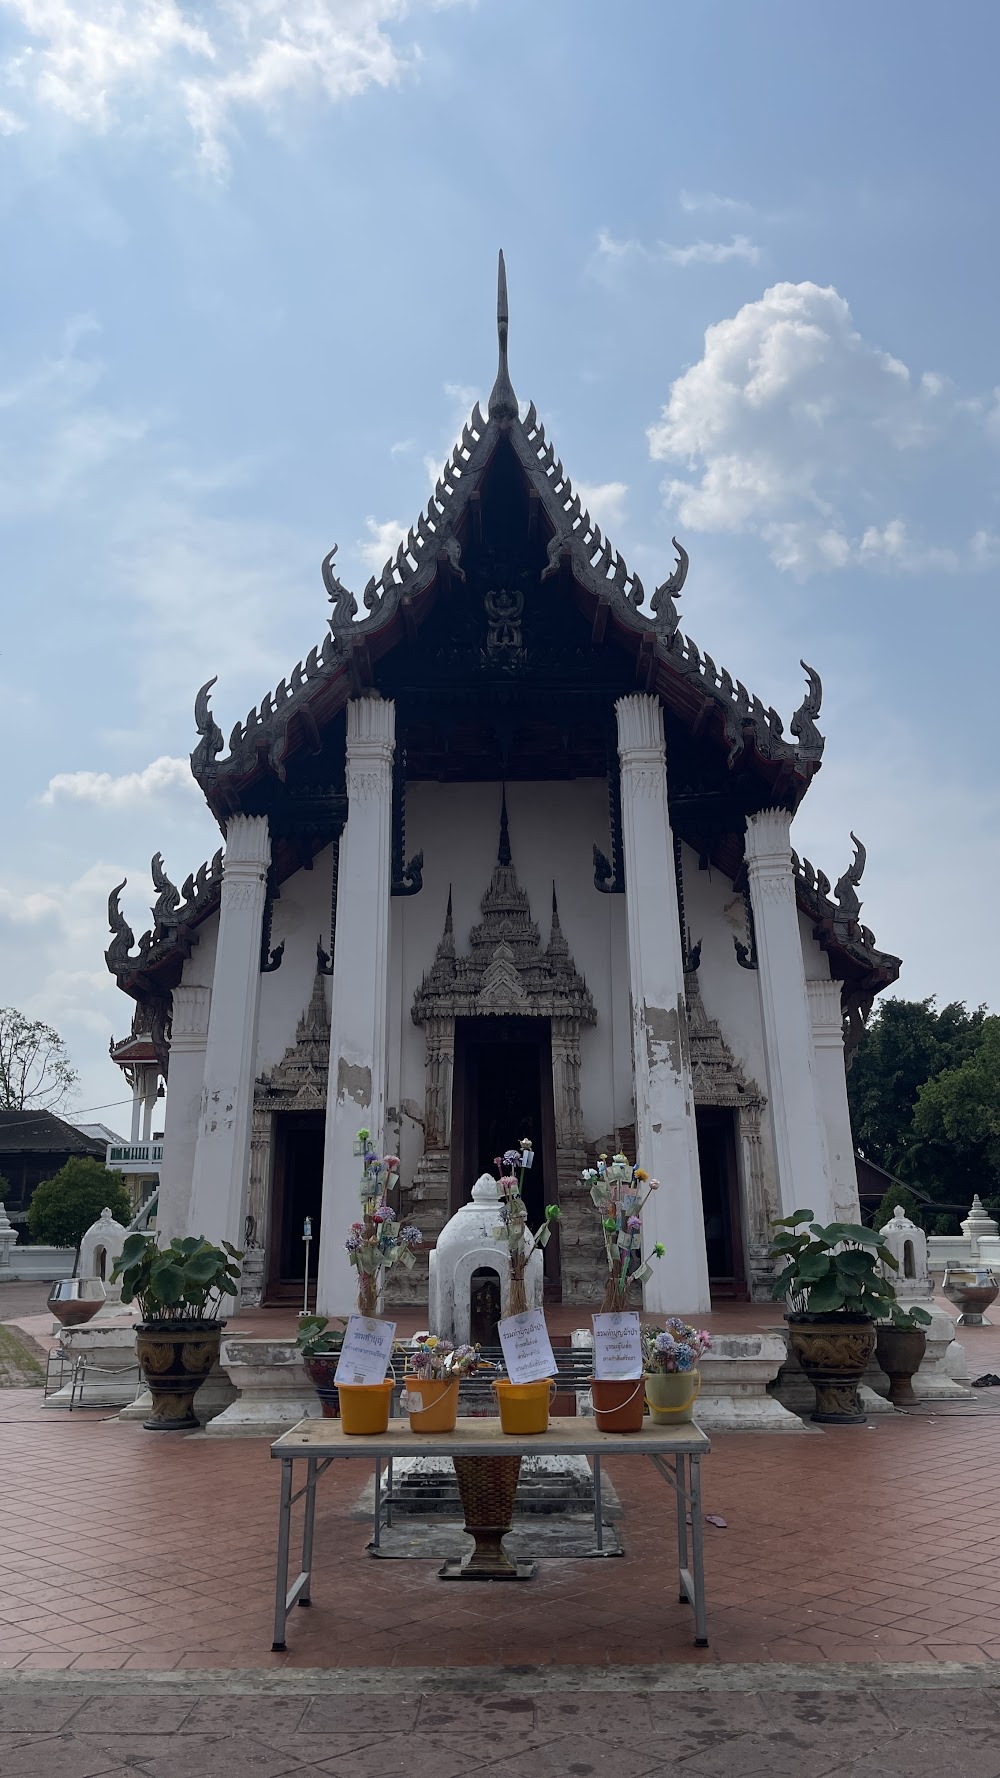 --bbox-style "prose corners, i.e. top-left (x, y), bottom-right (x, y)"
top-left (269, 1416), bottom-right (711, 1650)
